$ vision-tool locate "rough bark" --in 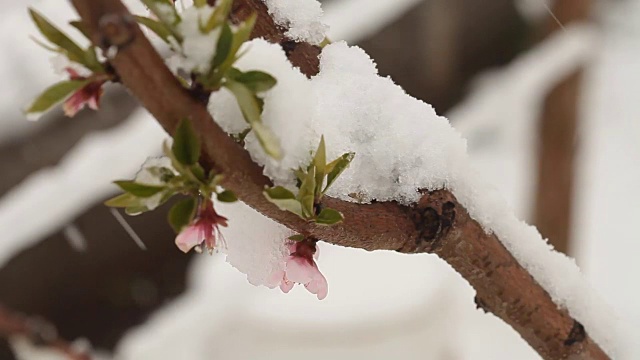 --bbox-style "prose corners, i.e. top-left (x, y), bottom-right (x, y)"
top-left (534, 0), bottom-right (591, 254)
top-left (68, 0), bottom-right (609, 359)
